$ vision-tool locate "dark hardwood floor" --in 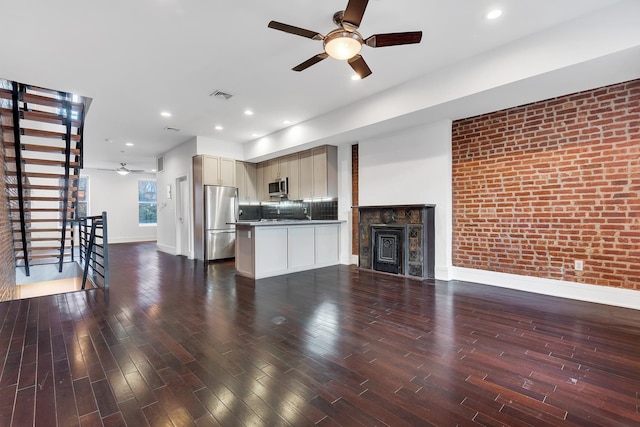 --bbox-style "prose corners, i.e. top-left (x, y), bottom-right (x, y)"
top-left (1, 242), bottom-right (640, 426)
